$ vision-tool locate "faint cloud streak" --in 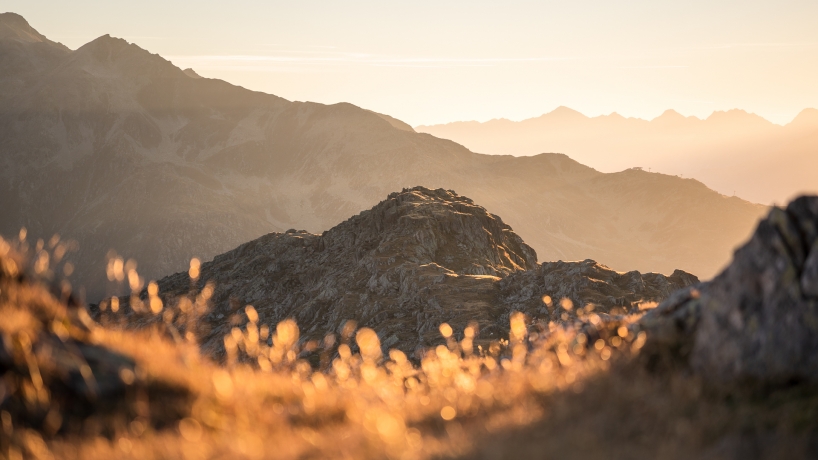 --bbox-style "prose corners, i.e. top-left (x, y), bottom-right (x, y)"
top-left (166, 51), bottom-right (581, 71)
